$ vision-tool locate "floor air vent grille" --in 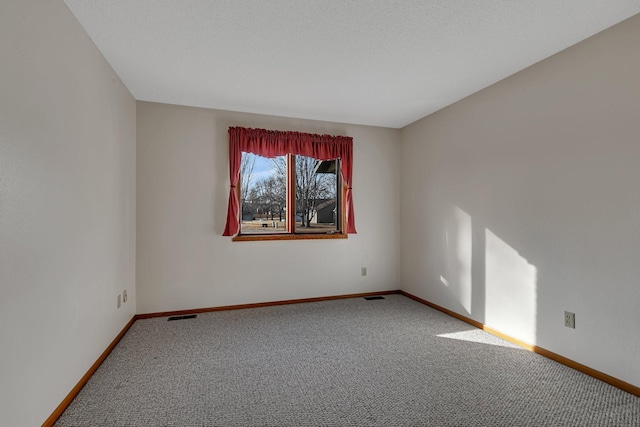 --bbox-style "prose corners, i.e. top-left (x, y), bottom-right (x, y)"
top-left (167, 314), bottom-right (198, 321)
top-left (364, 296), bottom-right (385, 300)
